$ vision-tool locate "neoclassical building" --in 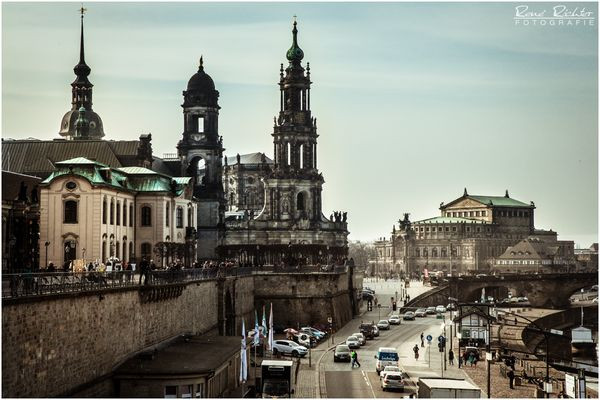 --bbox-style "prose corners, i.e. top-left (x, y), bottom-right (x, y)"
top-left (372, 189), bottom-right (573, 276)
top-left (40, 158), bottom-right (196, 268)
top-left (216, 21), bottom-right (349, 265)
